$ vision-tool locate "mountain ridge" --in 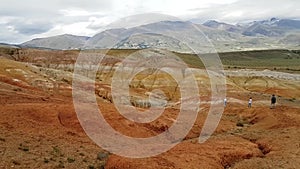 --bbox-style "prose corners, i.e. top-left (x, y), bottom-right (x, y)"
top-left (19, 18), bottom-right (300, 52)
